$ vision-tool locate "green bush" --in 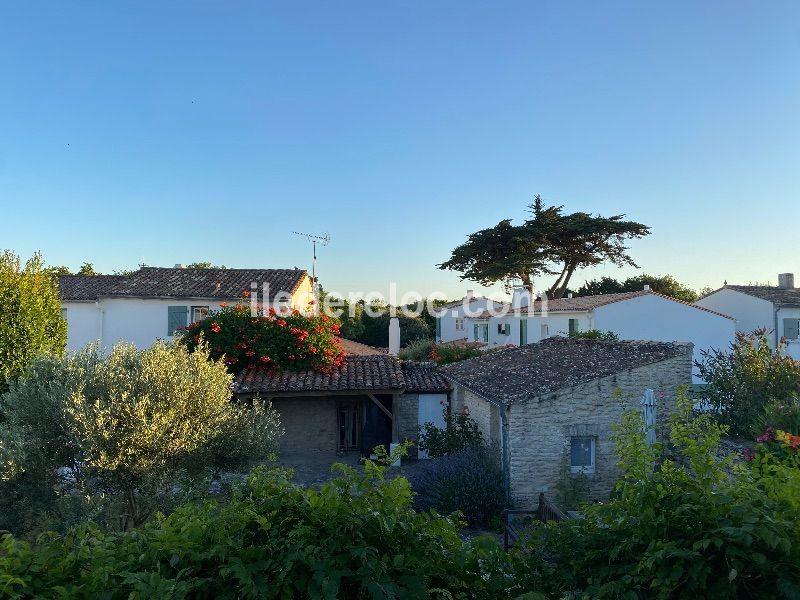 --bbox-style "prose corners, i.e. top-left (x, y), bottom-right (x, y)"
top-left (181, 302), bottom-right (344, 373)
top-left (0, 251), bottom-right (66, 390)
top-left (568, 329), bottom-right (619, 341)
top-left (398, 338), bottom-right (434, 361)
top-left (756, 395), bottom-right (800, 437)
top-left (0, 342), bottom-right (282, 535)
top-left (518, 392), bottom-right (800, 599)
top-left (429, 343), bottom-right (483, 364)
top-left (696, 329), bottom-right (800, 437)
top-left (418, 404), bottom-right (483, 458)
top-left (410, 443), bottom-right (505, 527)
top-left (0, 453), bottom-right (548, 600)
